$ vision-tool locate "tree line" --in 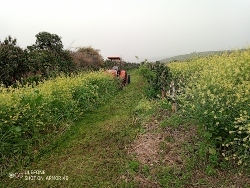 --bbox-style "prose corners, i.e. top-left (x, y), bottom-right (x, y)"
top-left (0, 31), bottom-right (139, 87)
